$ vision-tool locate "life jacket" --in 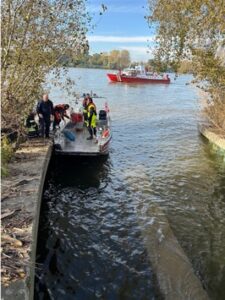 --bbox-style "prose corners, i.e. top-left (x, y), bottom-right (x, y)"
top-left (87, 104), bottom-right (97, 128)
top-left (90, 113), bottom-right (97, 128)
top-left (28, 121), bottom-right (37, 131)
top-left (26, 114), bottom-right (38, 129)
top-left (25, 116), bottom-right (38, 137)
